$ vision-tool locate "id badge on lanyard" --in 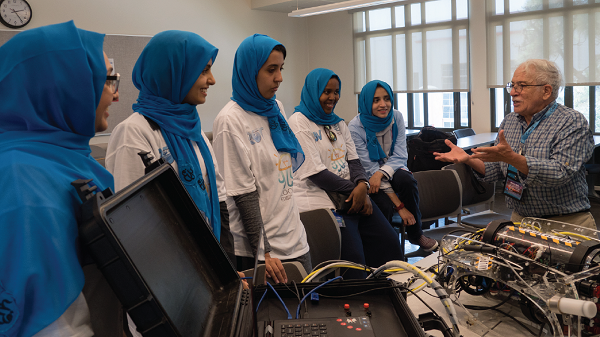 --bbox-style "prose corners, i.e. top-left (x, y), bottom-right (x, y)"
top-left (502, 102), bottom-right (558, 201)
top-left (504, 163), bottom-right (524, 200)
